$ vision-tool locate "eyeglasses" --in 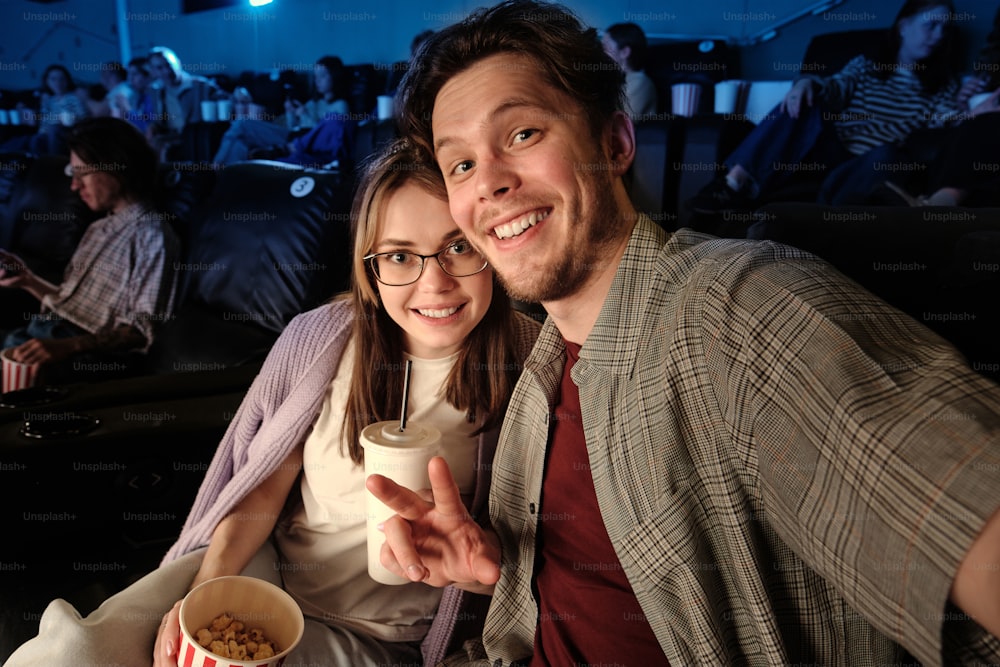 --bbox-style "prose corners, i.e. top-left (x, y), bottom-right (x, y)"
top-left (64, 163), bottom-right (101, 180)
top-left (364, 240), bottom-right (488, 286)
